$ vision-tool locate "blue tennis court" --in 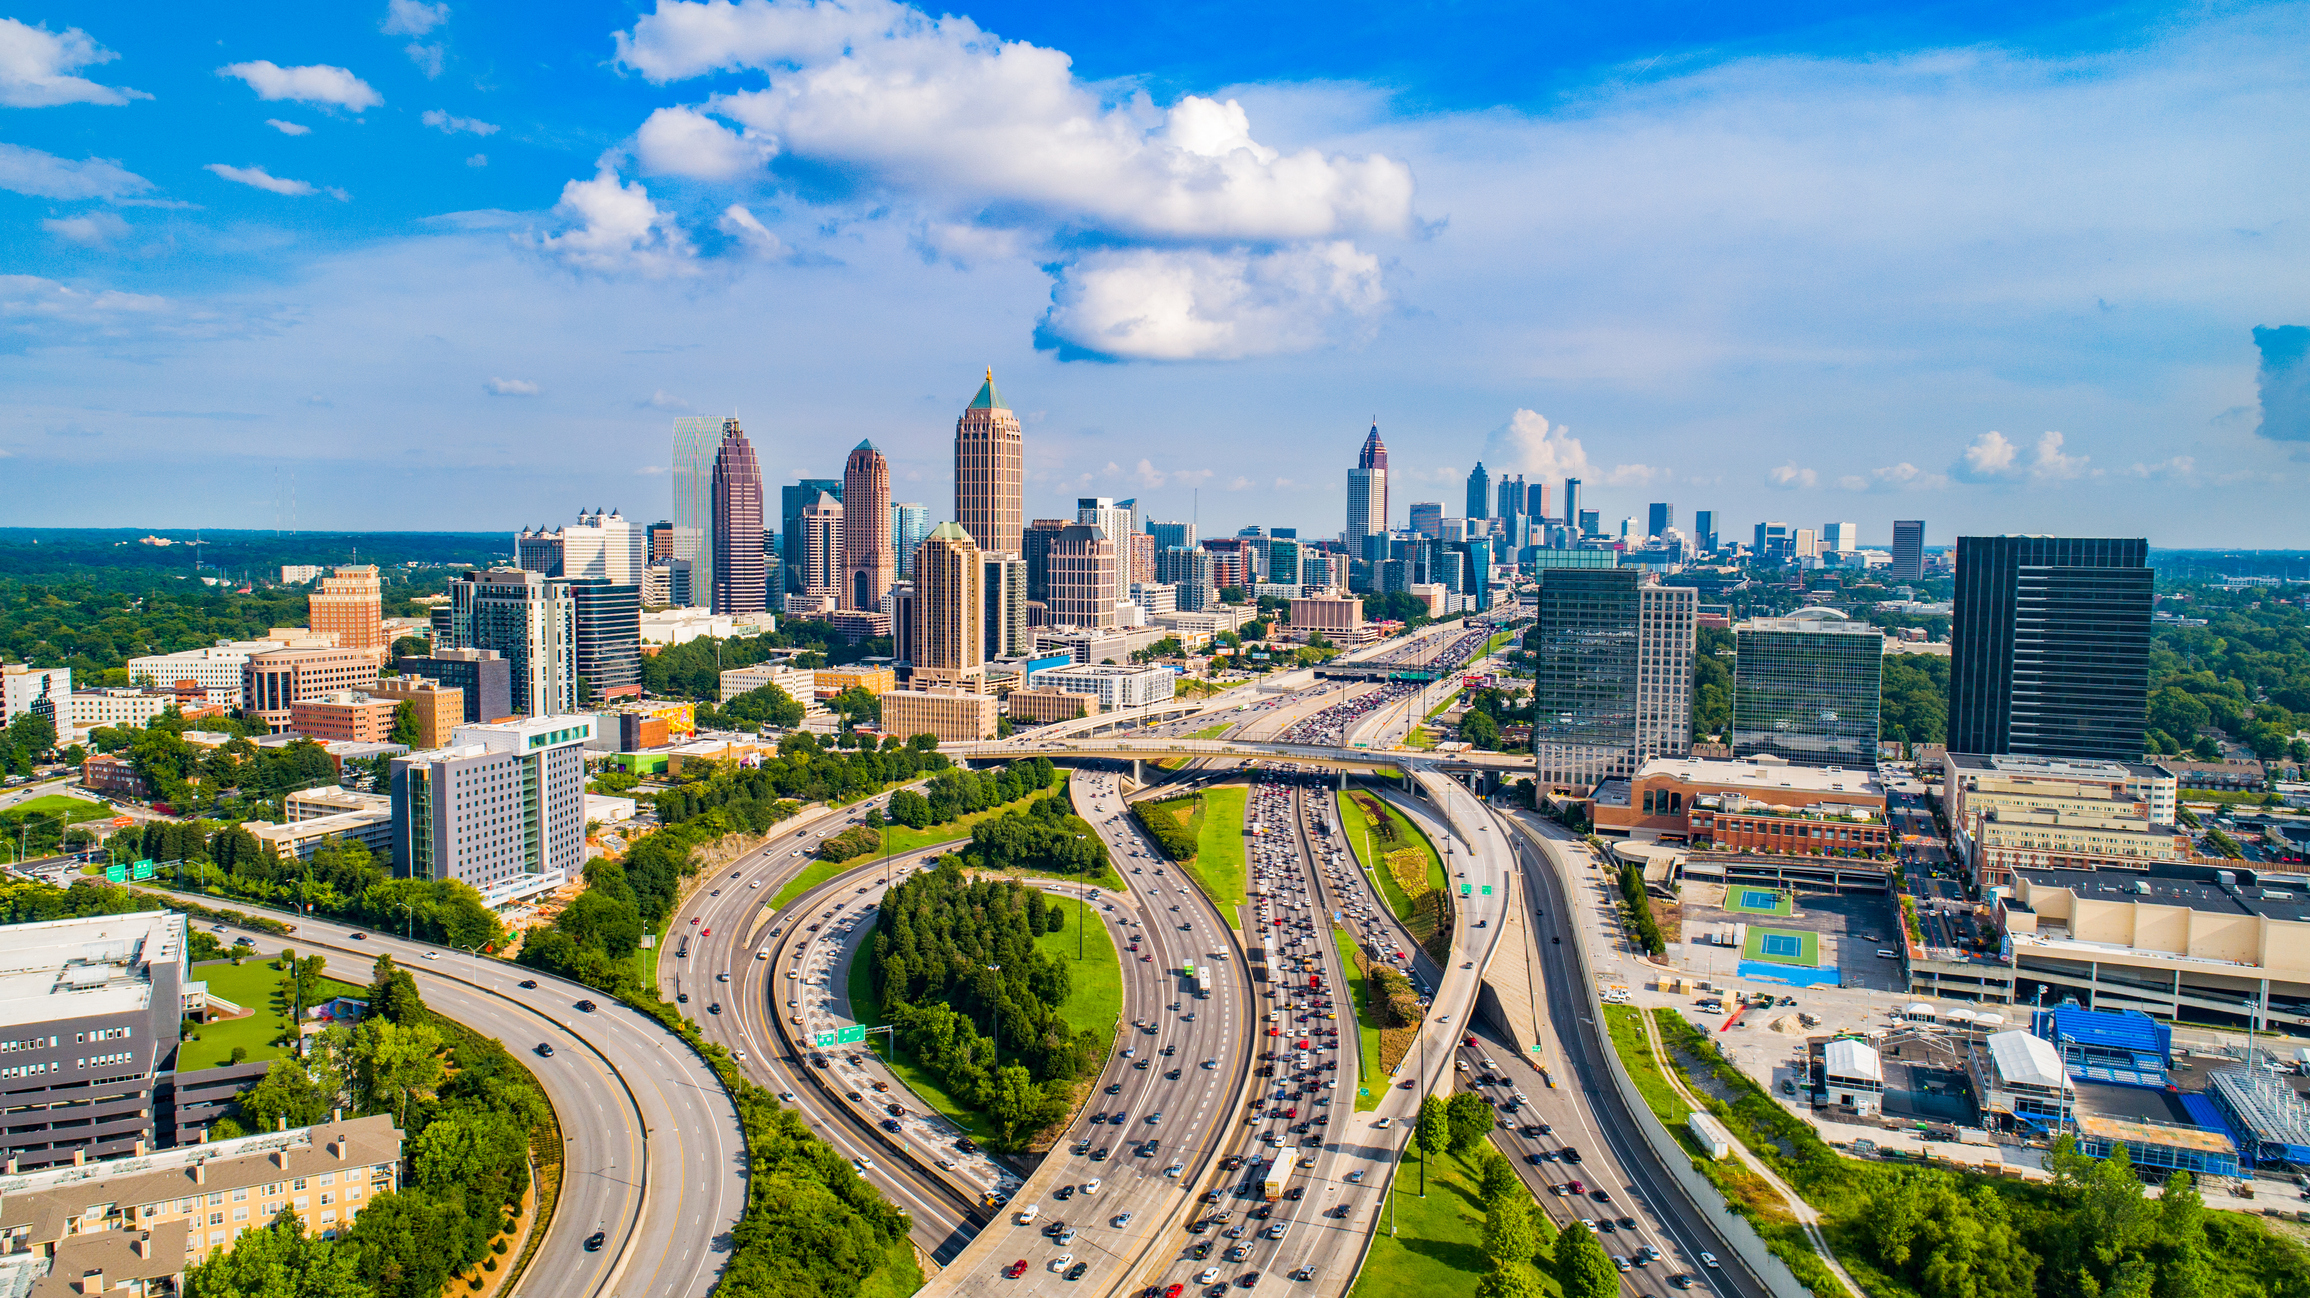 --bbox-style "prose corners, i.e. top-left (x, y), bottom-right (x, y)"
top-left (1724, 887), bottom-right (1795, 917)
top-left (1760, 933), bottom-right (1803, 958)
